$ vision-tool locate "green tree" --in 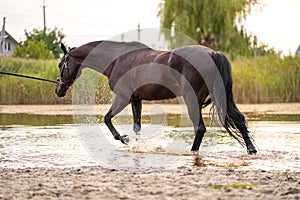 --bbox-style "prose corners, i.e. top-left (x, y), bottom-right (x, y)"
top-left (13, 40), bottom-right (54, 59)
top-left (24, 27), bottom-right (65, 58)
top-left (159, 0), bottom-right (263, 57)
top-left (14, 27), bottom-right (65, 59)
